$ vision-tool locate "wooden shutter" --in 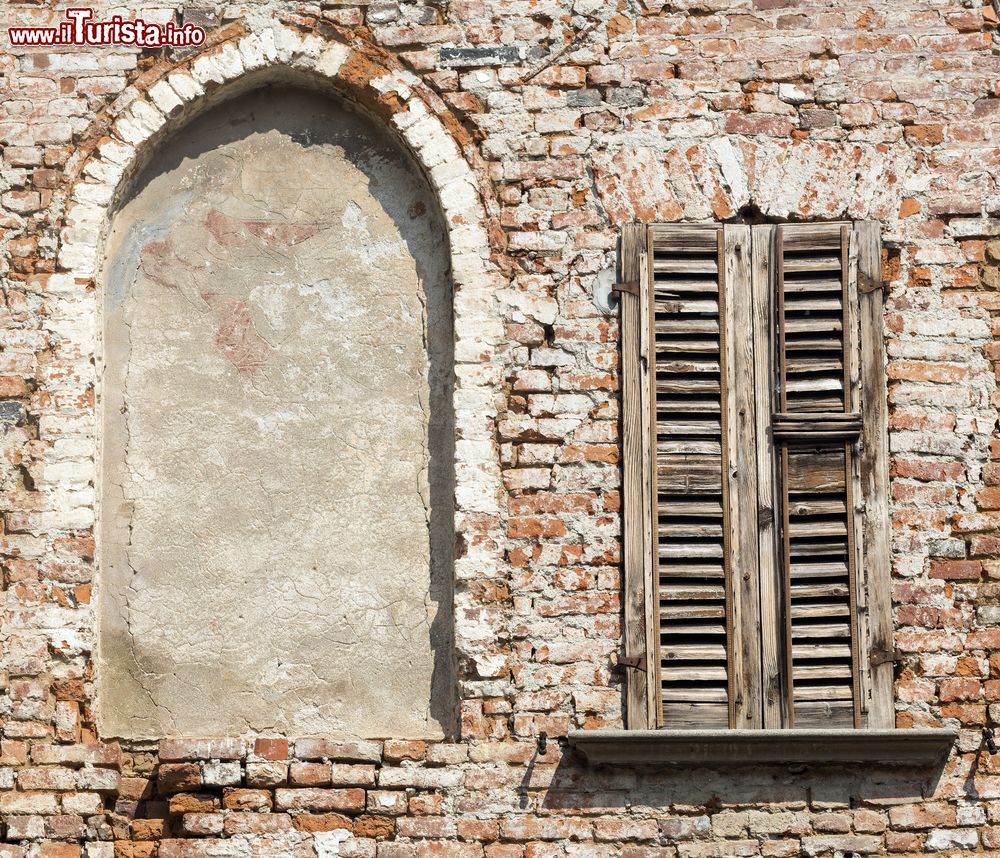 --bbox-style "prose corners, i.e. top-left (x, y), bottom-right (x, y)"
top-left (620, 220), bottom-right (889, 731)
top-left (644, 224), bottom-right (759, 729)
top-left (772, 223), bottom-right (865, 728)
